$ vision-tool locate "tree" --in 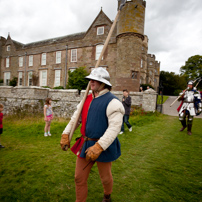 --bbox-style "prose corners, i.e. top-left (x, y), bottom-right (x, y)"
top-left (180, 55), bottom-right (202, 89)
top-left (160, 71), bottom-right (187, 95)
top-left (67, 67), bottom-right (89, 93)
top-left (9, 77), bottom-right (18, 87)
